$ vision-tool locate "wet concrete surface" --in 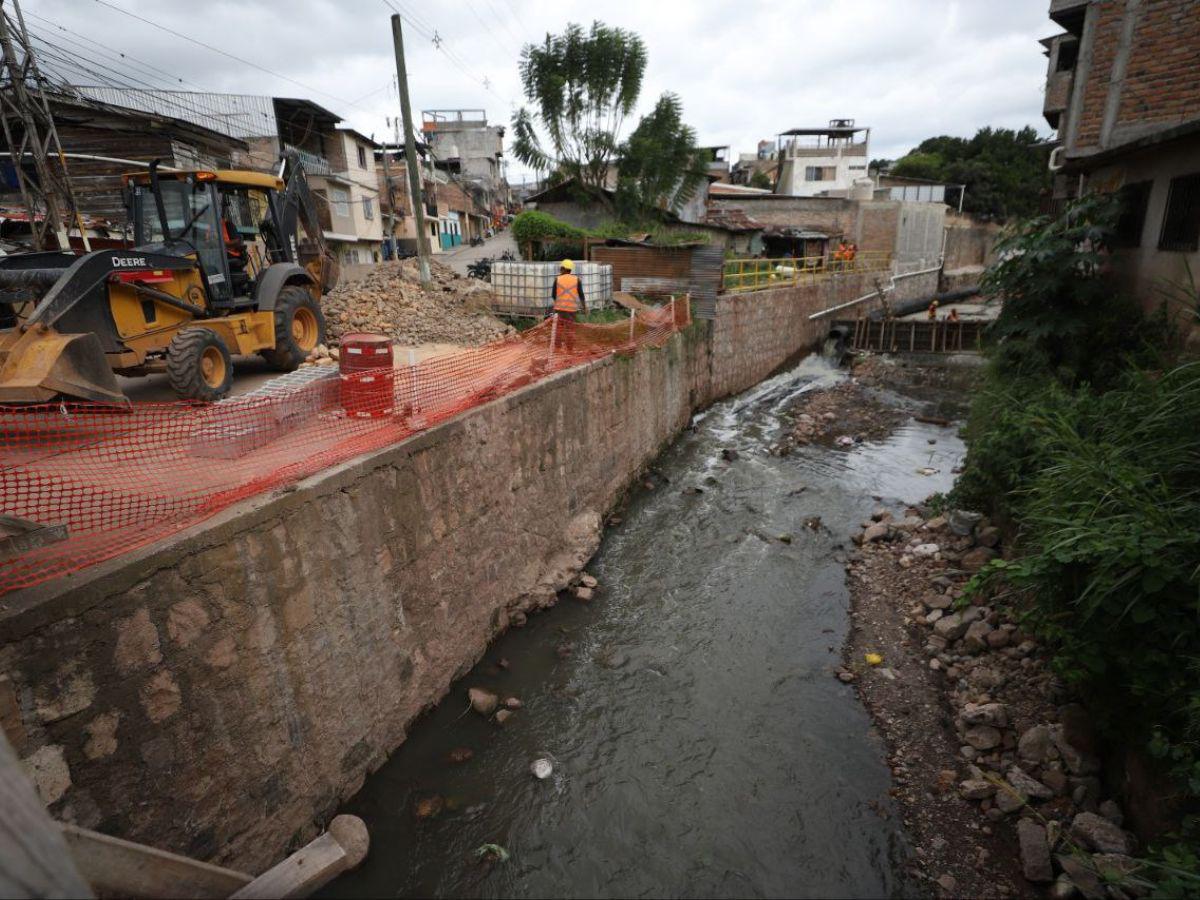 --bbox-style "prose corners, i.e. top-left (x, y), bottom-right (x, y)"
top-left (321, 355), bottom-right (966, 899)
